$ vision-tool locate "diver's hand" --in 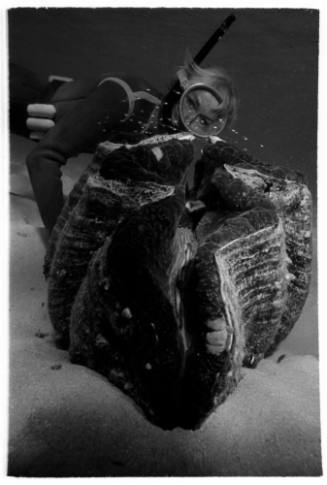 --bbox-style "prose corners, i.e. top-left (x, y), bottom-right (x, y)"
top-left (26, 98), bottom-right (83, 140)
top-left (26, 78), bottom-right (90, 140)
top-left (26, 104), bottom-right (56, 140)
